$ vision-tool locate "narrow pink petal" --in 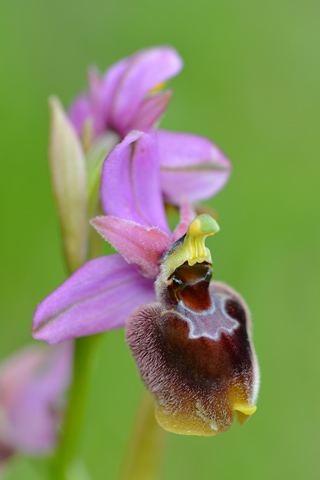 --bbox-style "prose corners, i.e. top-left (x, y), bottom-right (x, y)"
top-left (98, 56), bottom-right (130, 125)
top-left (156, 129), bottom-right (232, 204)
top-left (91, 216), bottom-right (172, 278)
top-left (68, 94), bottom-right (105, 139)
top-left (32, 255), bottom-right (155, 345)
top-left (0, 343), bottom-right (72, 453)
top-left (172, 202), bottom-right (196, 242)
top-left (100, 131), bottom-right (170, 233)
top-left (87, 66), bottom-right (102, 106)
top-left (126, 91), bottom-right (172, 134)
top-left (110, 47), bottom-right (183, 135)
top-left (68, 95), bottom-right (92, 136)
